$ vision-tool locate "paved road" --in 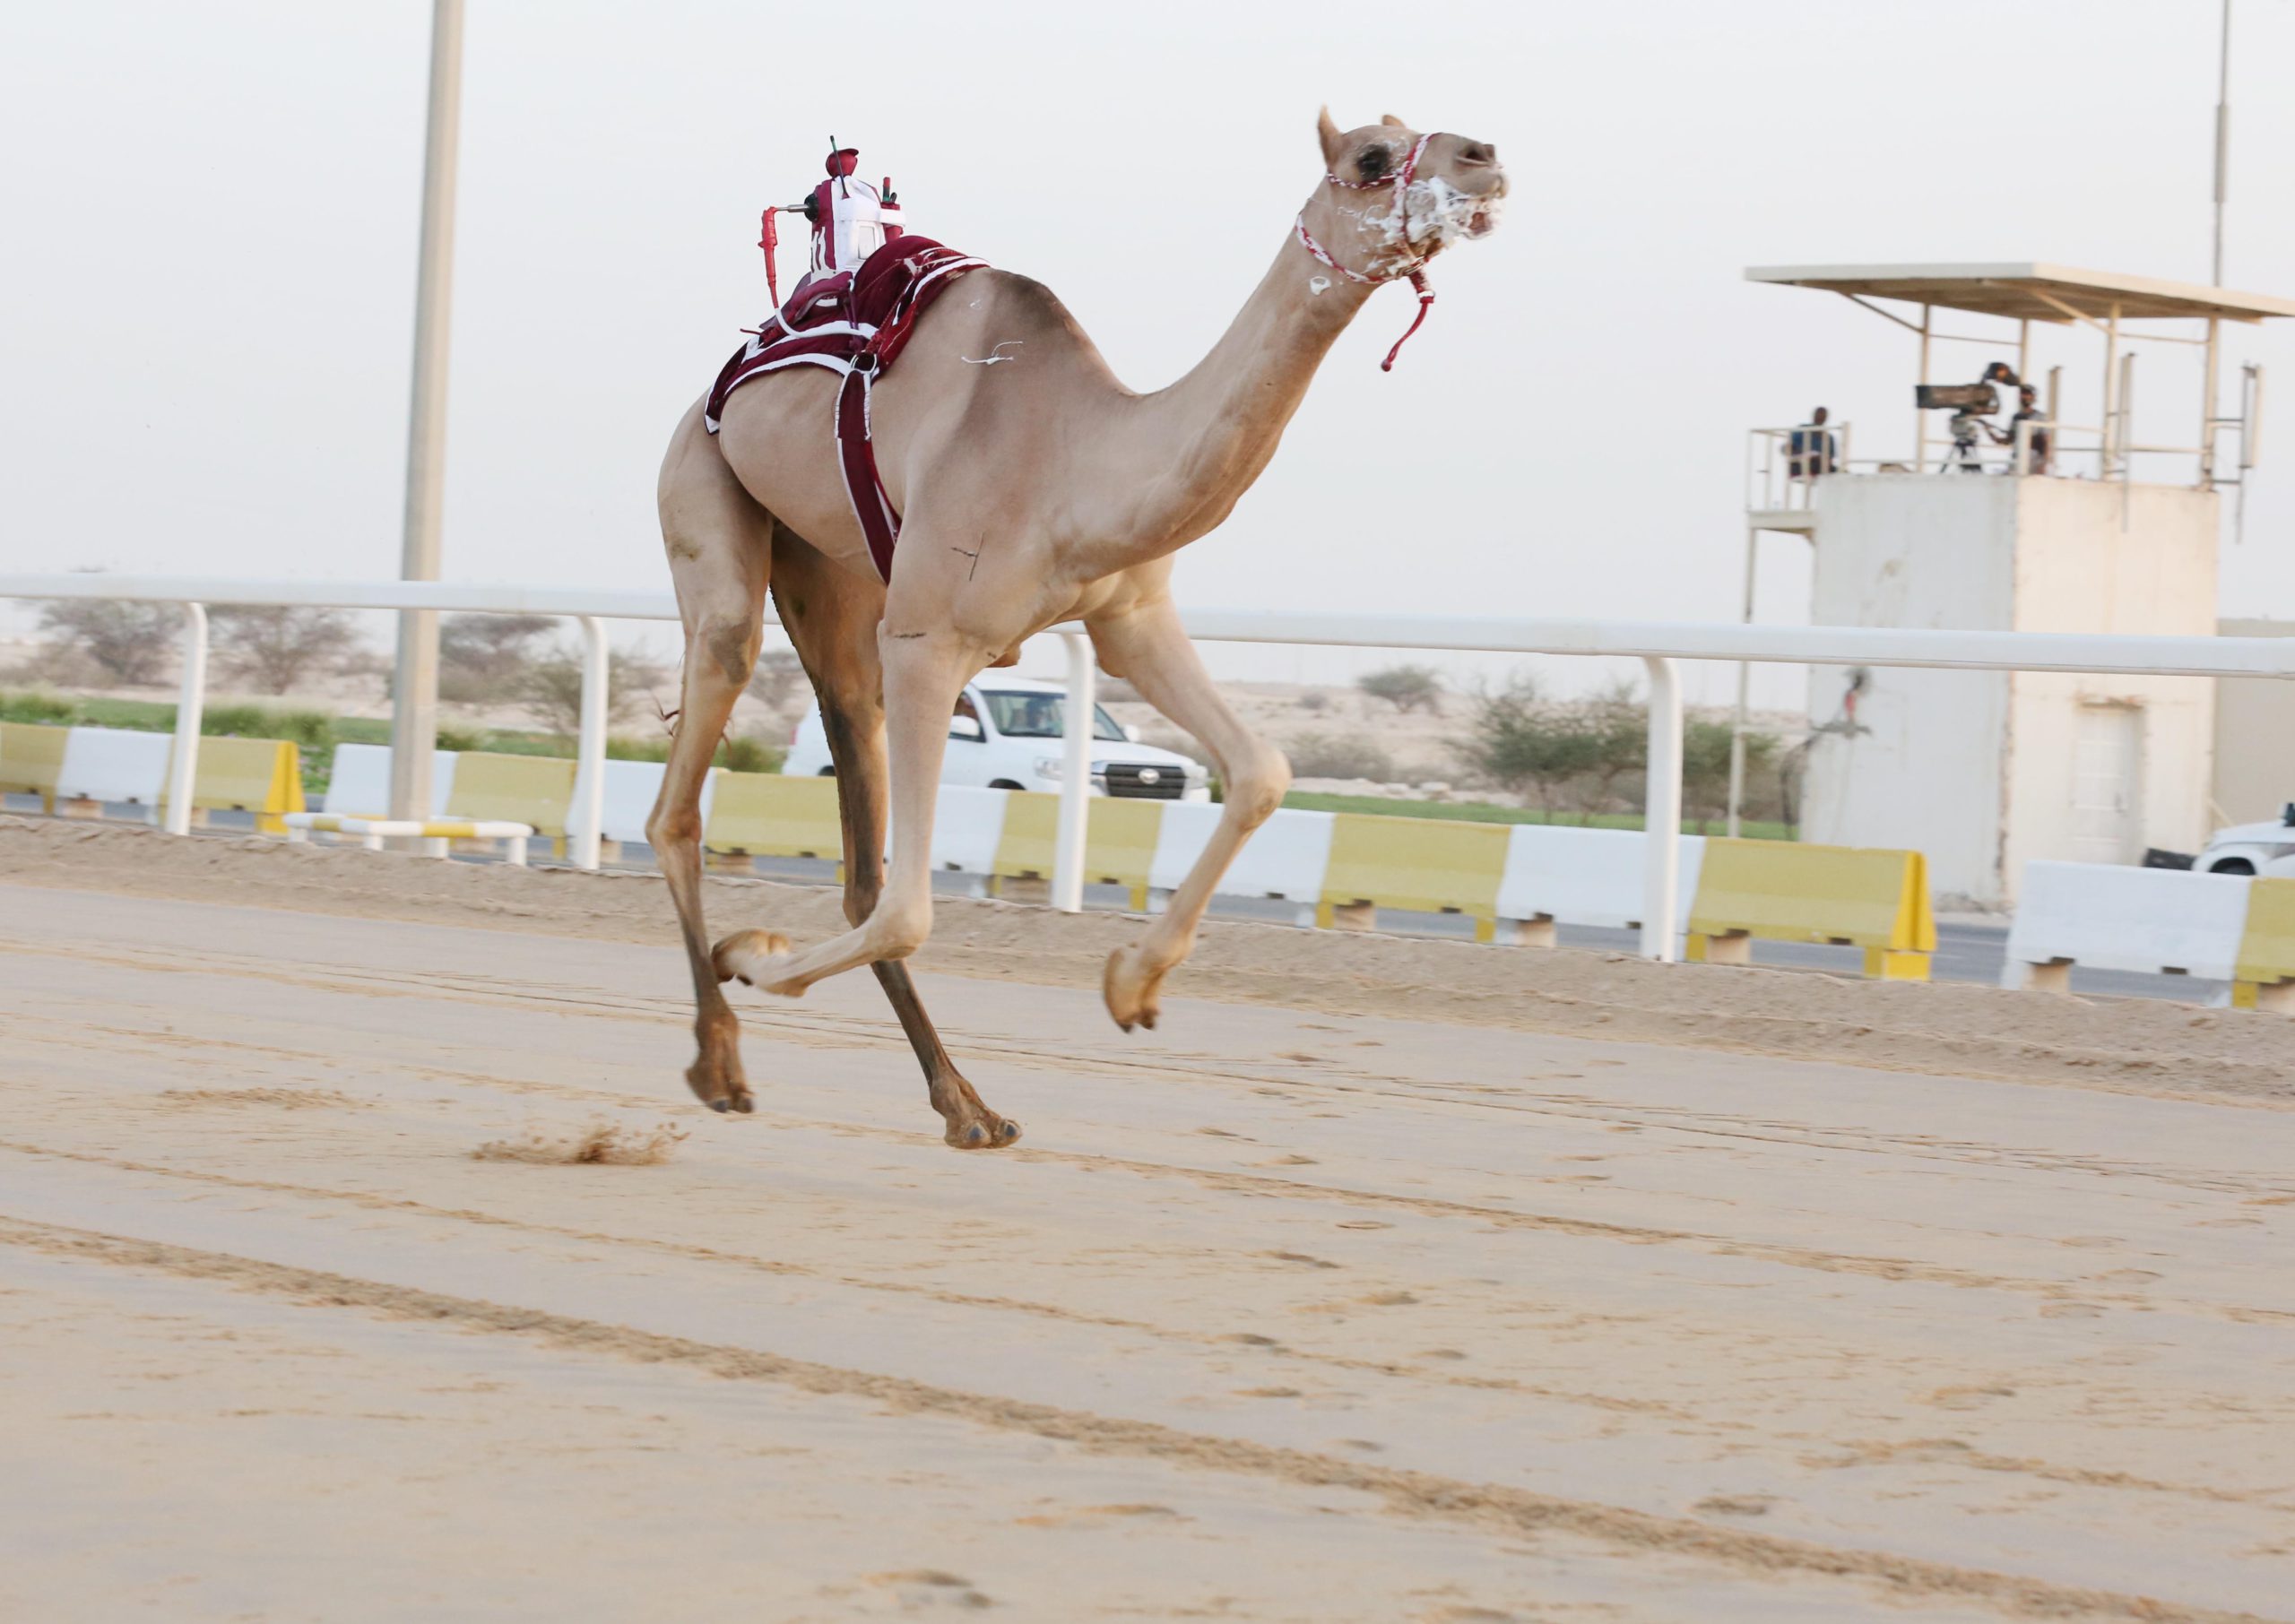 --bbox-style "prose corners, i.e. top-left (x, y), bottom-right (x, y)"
top-left (3, 880), bottom-right (2288, 1620)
